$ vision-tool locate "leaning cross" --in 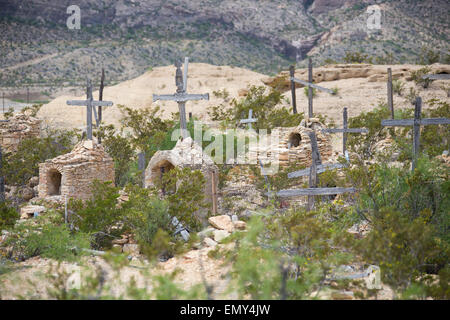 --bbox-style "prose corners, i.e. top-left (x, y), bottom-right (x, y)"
top-left (267, 131), bottom-right (355, 211)
top-left (289, 59), bottom-right (335, 117)
top-left (381, 96), bottom-right (450, 171)
top-left (322, 107), bottom-right (368, 155)
top-left (67, 79), bottom-right (113, 140)
top-left (153, 57), bottom-right (209, 138)
top-left (240, 109), bottom-right (258, 130)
